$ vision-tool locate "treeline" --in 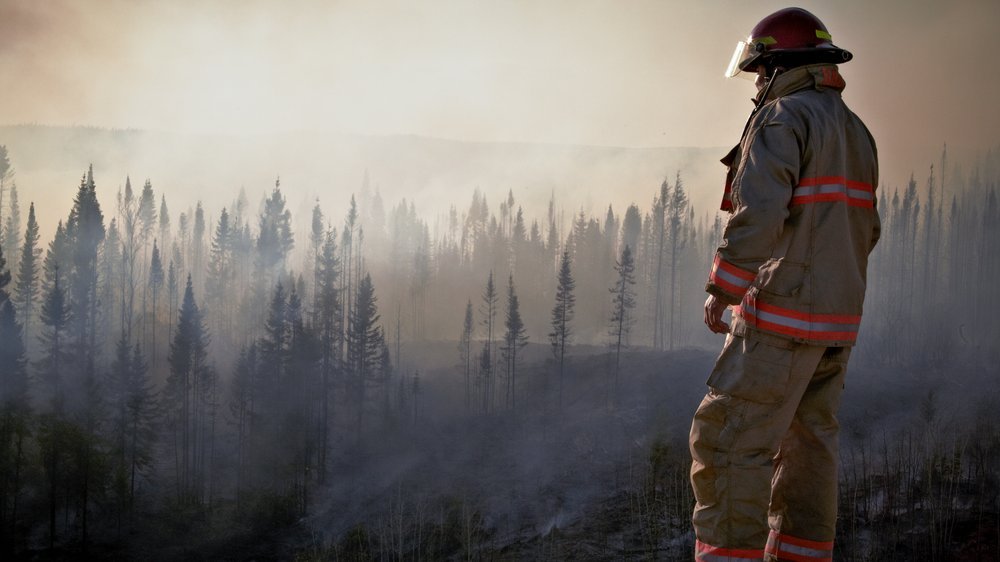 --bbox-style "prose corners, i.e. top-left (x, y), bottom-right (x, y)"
top-left (0, 141), bottom-right (998, 555)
